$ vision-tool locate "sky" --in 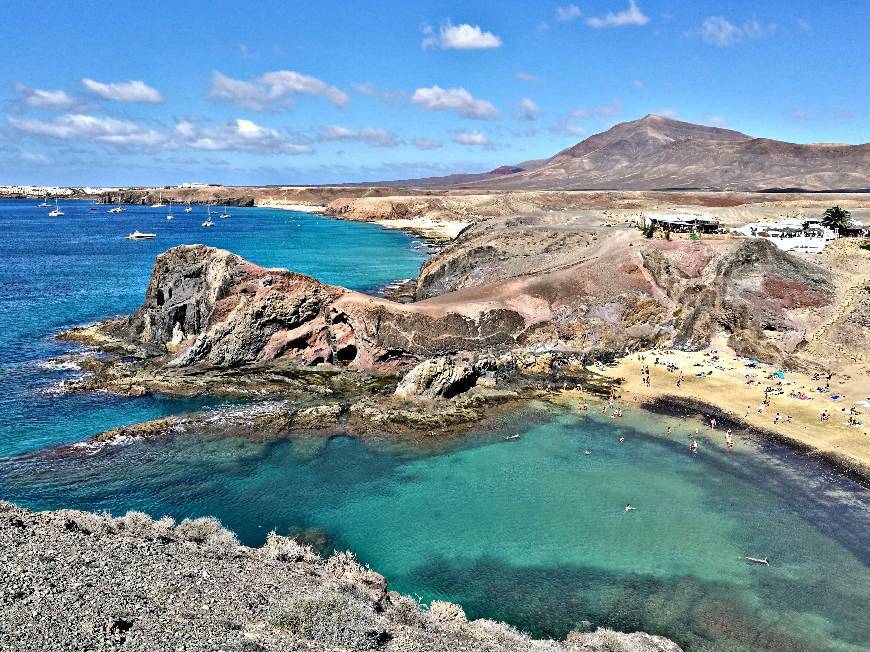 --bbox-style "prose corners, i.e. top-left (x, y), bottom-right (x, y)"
top-left (1, 0), bottom-right (868, 186)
